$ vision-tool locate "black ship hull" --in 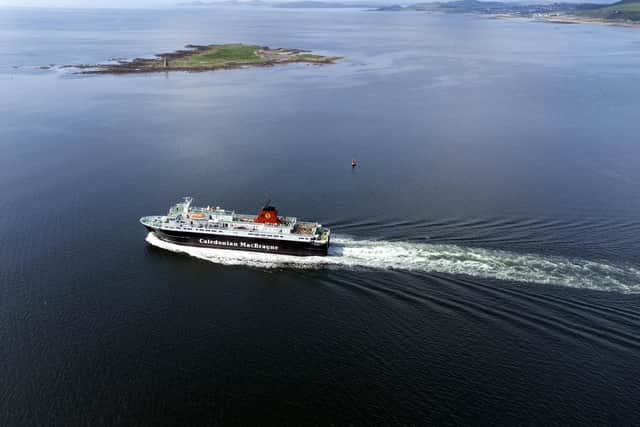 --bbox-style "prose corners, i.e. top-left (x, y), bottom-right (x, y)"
top-left (145, 227), bottom-right (329, 256)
